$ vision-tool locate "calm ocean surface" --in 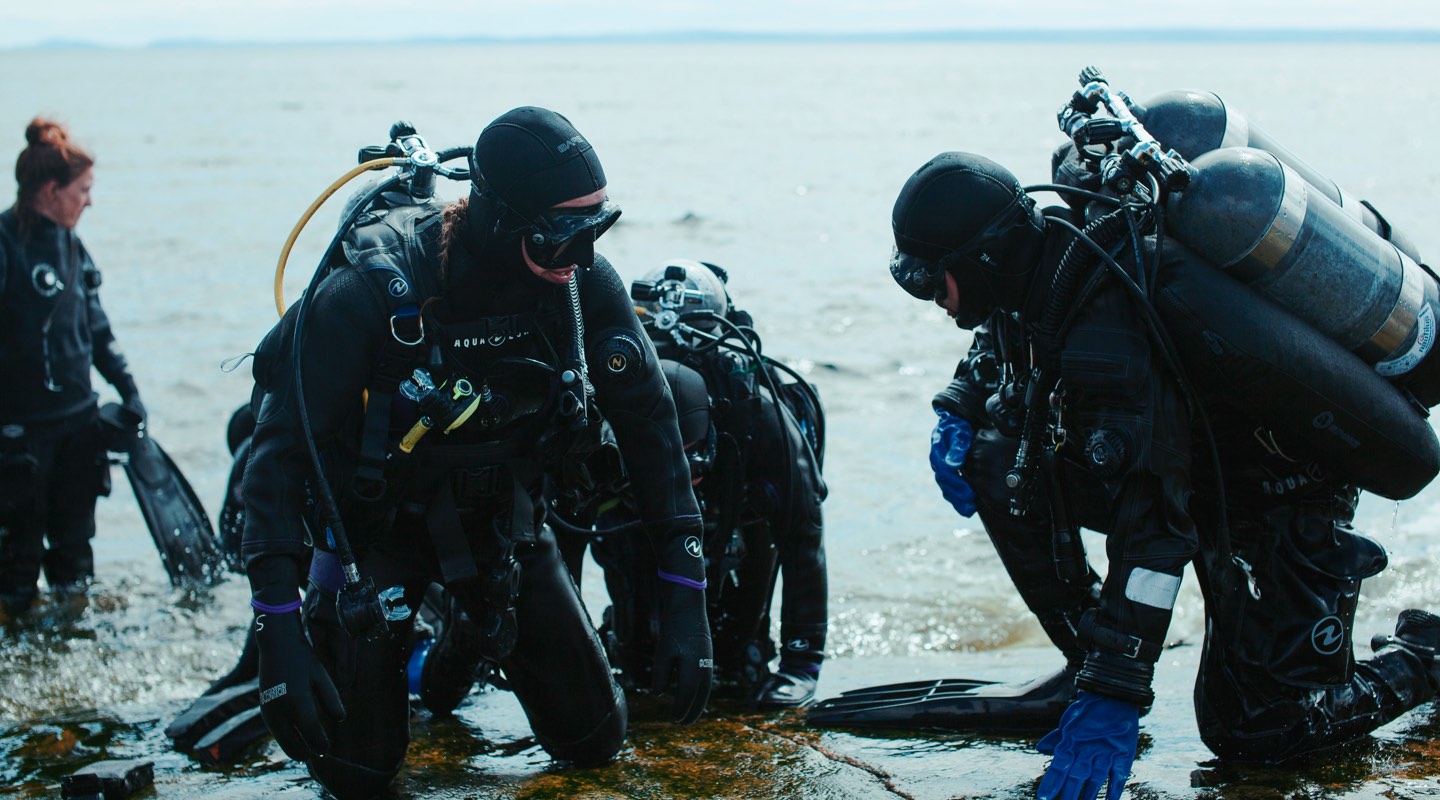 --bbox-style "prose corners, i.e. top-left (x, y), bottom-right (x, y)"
top-left (2, 40), bottom-right (1440, 798)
